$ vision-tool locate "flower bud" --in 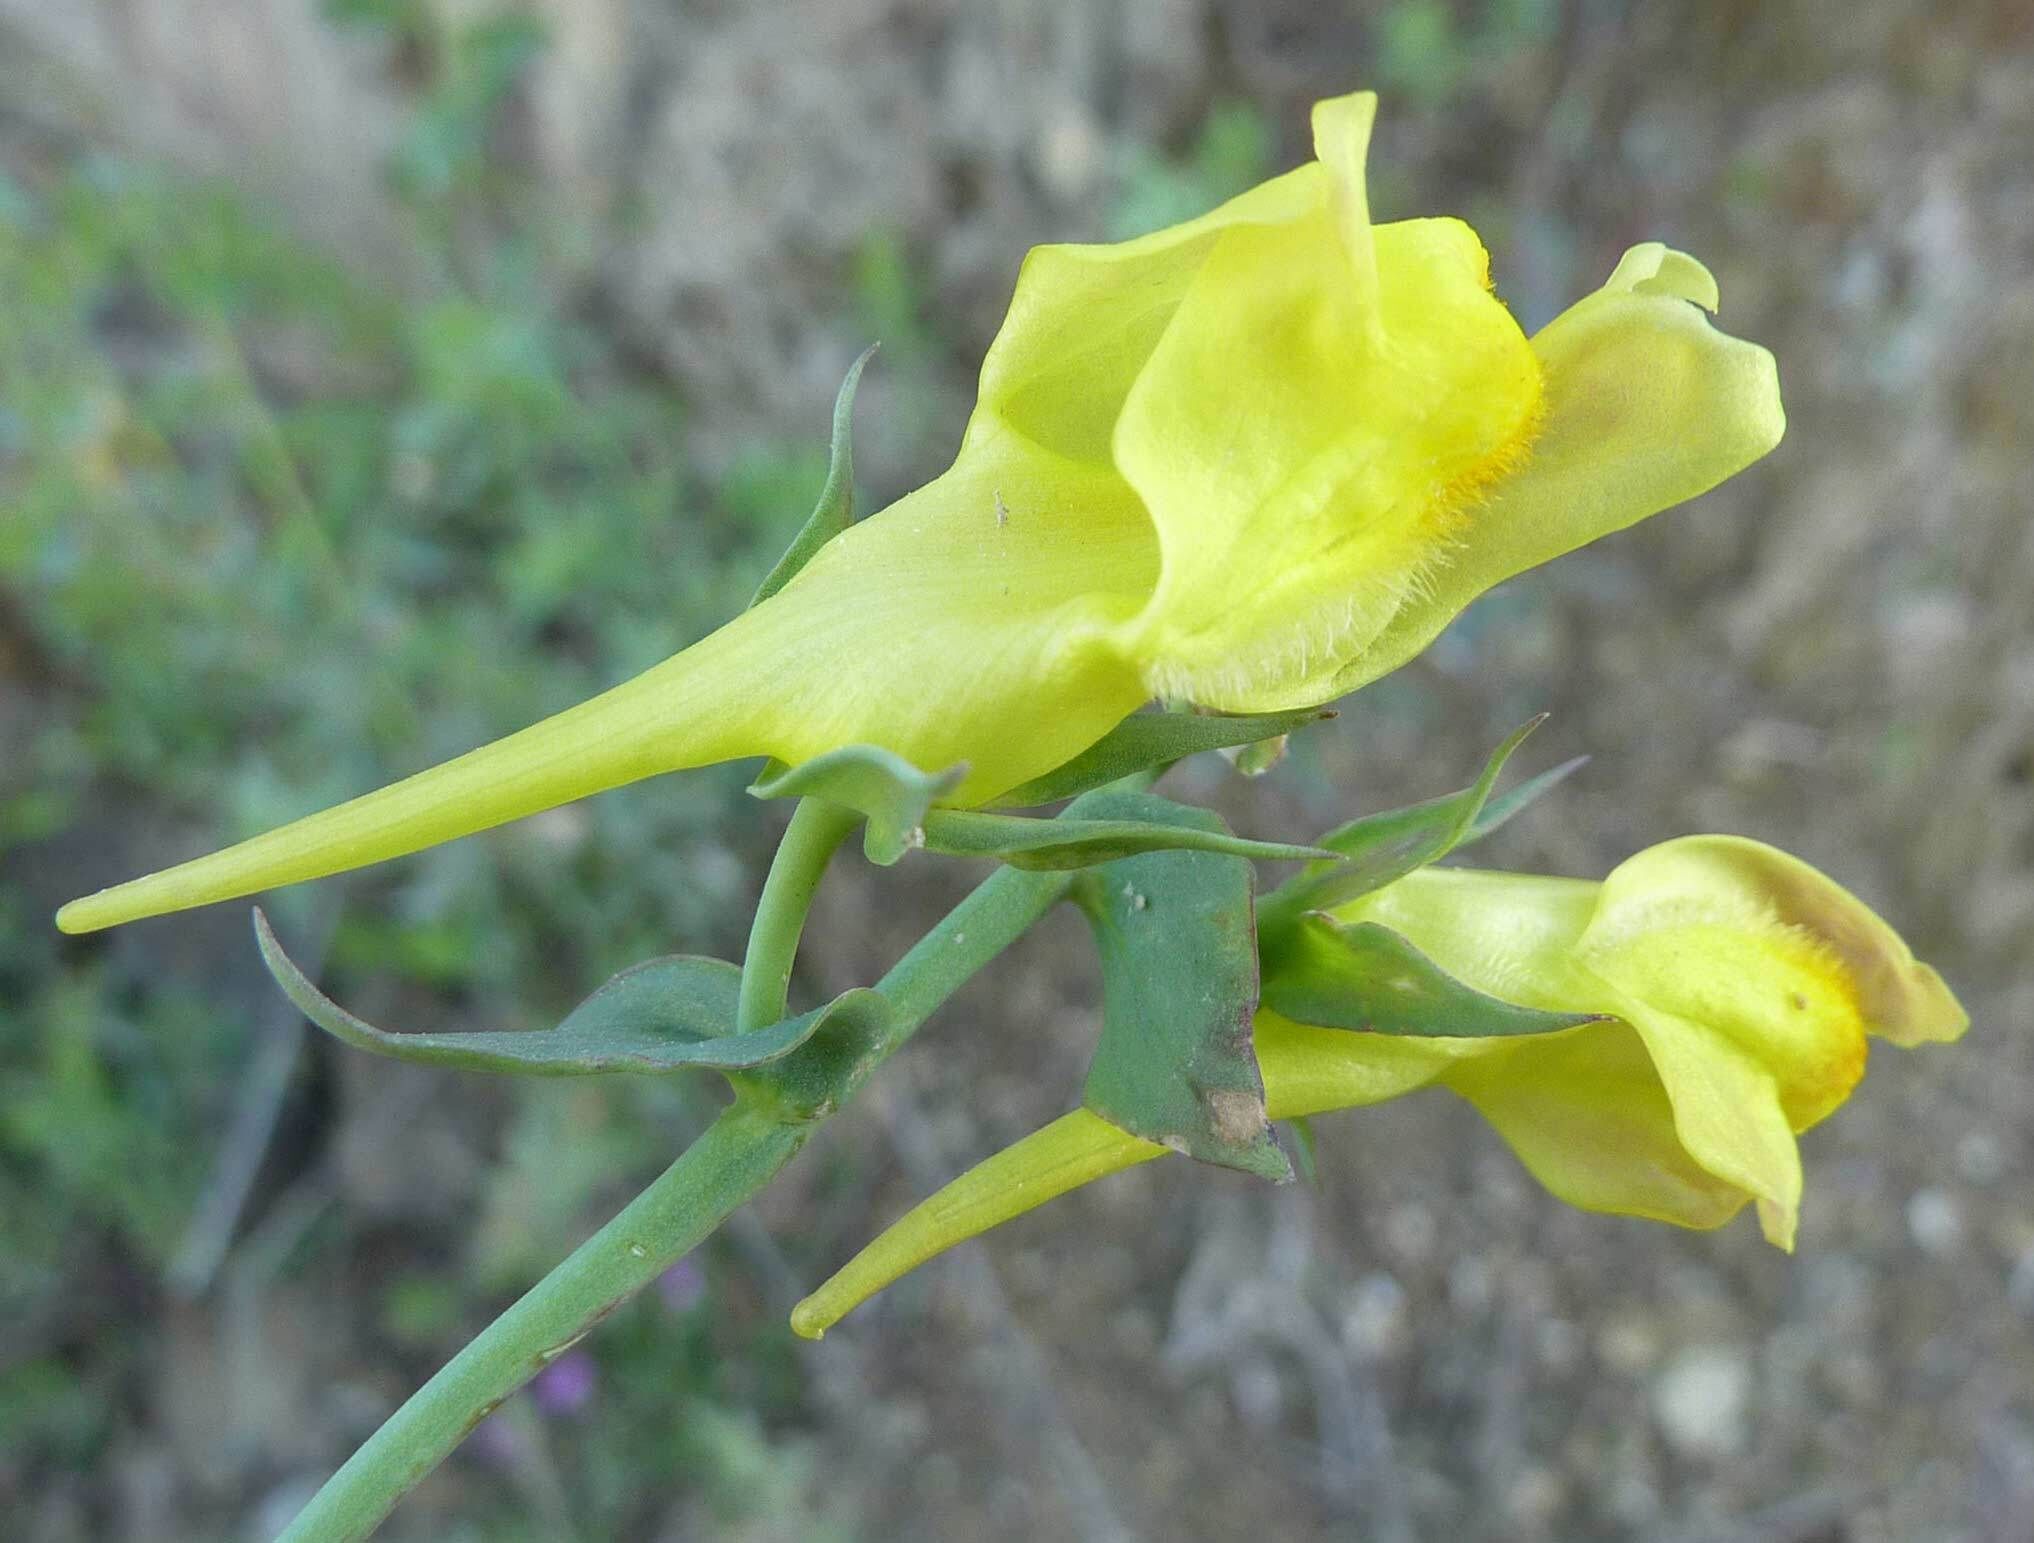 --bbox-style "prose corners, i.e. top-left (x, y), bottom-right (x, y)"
top-left (1285, 836), bottom-right (1964, 1248)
